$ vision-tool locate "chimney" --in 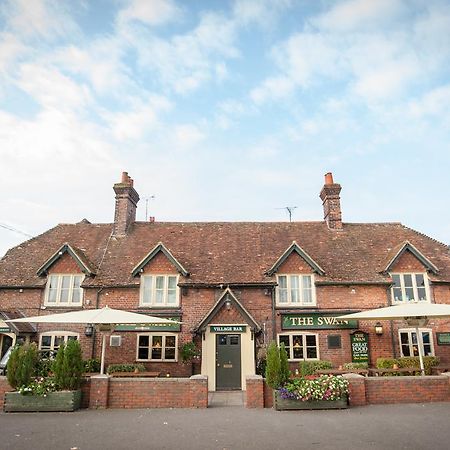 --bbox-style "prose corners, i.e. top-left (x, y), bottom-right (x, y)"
top-left (113, 172), bottom-right (140, 236)
top-left (319, 172), bottom-right (342, 230)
